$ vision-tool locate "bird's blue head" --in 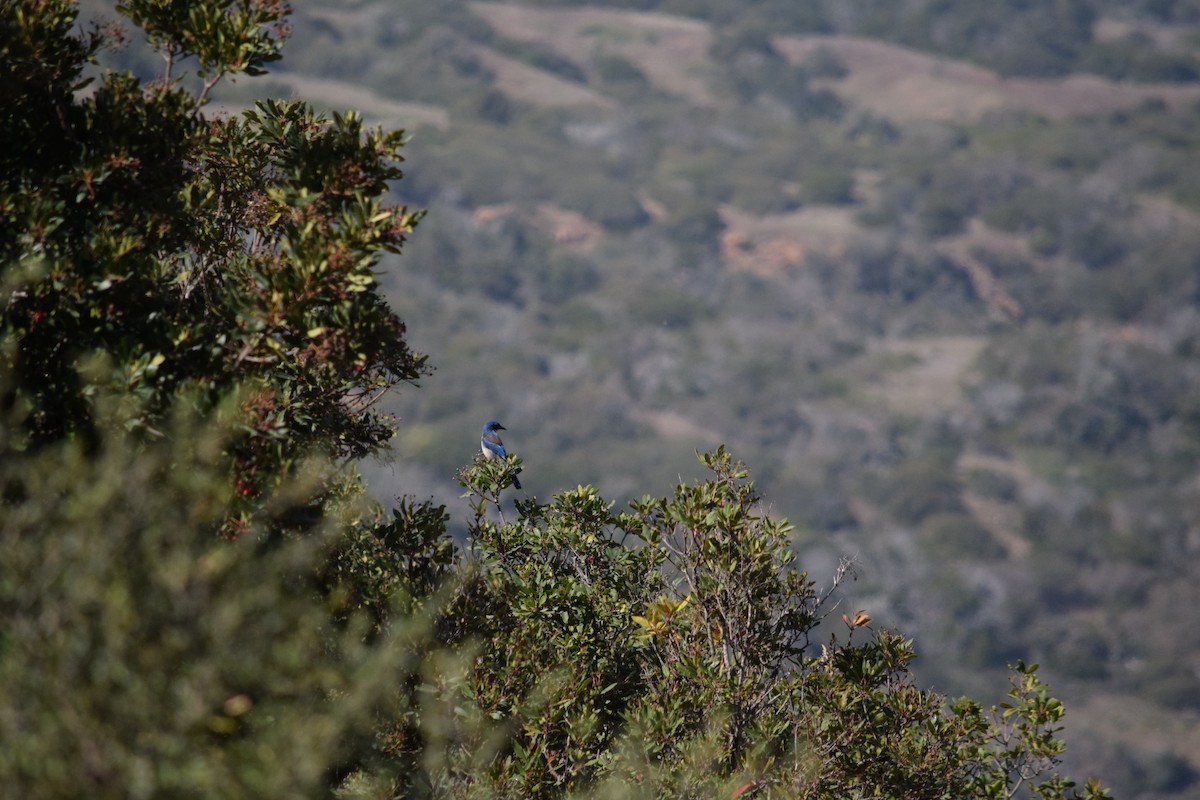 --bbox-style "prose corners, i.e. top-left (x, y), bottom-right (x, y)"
top-left (483, 420), bottom-right (505, 433)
